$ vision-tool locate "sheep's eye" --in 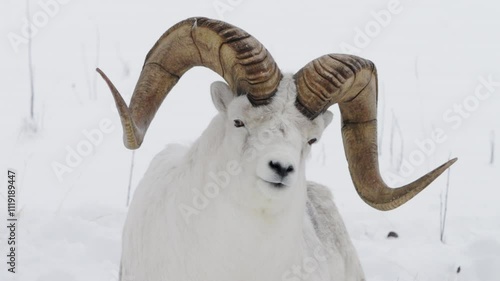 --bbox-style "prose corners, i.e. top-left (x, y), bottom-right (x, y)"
top-left (234, 119), bottom-right (245, 128)
top-left (308, 138), bottom-right (317, 145)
